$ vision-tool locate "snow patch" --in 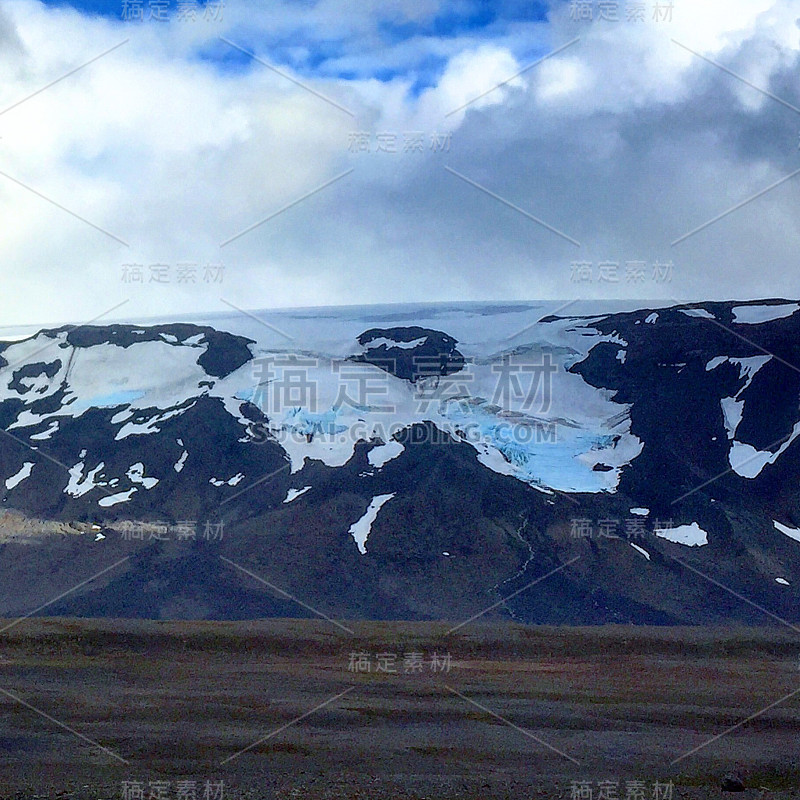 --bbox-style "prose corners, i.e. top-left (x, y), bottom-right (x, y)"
top-left (630, 542), bottom-right (651, 560)
top-left (98, 488), bottom-right (137, 507)
top-left (729, 356), bottom-right (772, 382)
top-left (368, 440), bottom-right (404, 468)
top-left (720, 396), bottom-right (744, 440)
top-left (173, 450), bottom-right (188, 473)
top-left (680, 307), bottom-right (715, 319)
top-left (348, 493), bottom-right (395, 555)
top-left (30, 420), bottom-right (59, 440)
top-left (5, 462), bottom-right (34, 490)
top-left (210, 473), bottom-right (245, 487)
top-left (115, 402), bottom-right (198, 440)
top-left (126, 462), bottom-right (159, 490)
top-left (710, 356), bottom-right (772, 442)
top-left (706, 356), bottom-right (727, 371)
top-left (361, 335), bottom-right (427, 350)
top-left (732, 303), bottom-right (799, 324)
top-left (65, 460), bottom-right (106, 498)
top-left (654, 522), bottom-right (708, 546)
top-left (283, 486), bottom-right (312, 503)
top-left (730, 421), bottom-right (800, 478)
top-left (774, 520), bottom-right (800, 543)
